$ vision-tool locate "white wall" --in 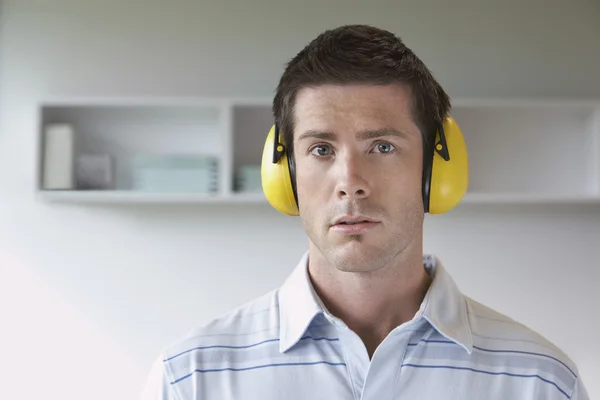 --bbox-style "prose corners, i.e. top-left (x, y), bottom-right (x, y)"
top-left (1, 1), bottom-right (599, 399)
